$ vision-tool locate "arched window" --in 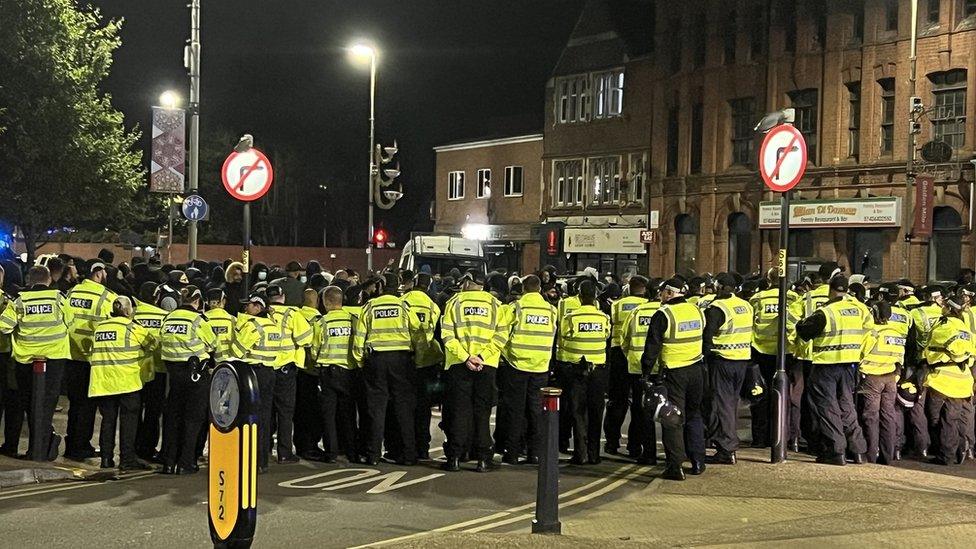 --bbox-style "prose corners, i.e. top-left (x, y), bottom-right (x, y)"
top-left (929, 206), bottom-right (962, 281)
top-left (727, 213), bottom-right (752, 275)
top-left (675, 214), bottom-right (699, 274)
